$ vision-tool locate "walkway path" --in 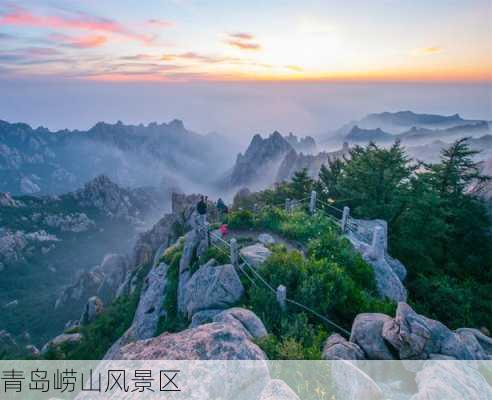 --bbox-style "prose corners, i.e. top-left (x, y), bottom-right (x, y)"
top-left (224, 228), bottom-right (306, 255)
